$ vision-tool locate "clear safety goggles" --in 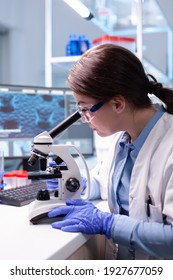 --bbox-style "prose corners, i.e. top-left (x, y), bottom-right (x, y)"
top-left (76, 101), bottom-right (105, 123)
